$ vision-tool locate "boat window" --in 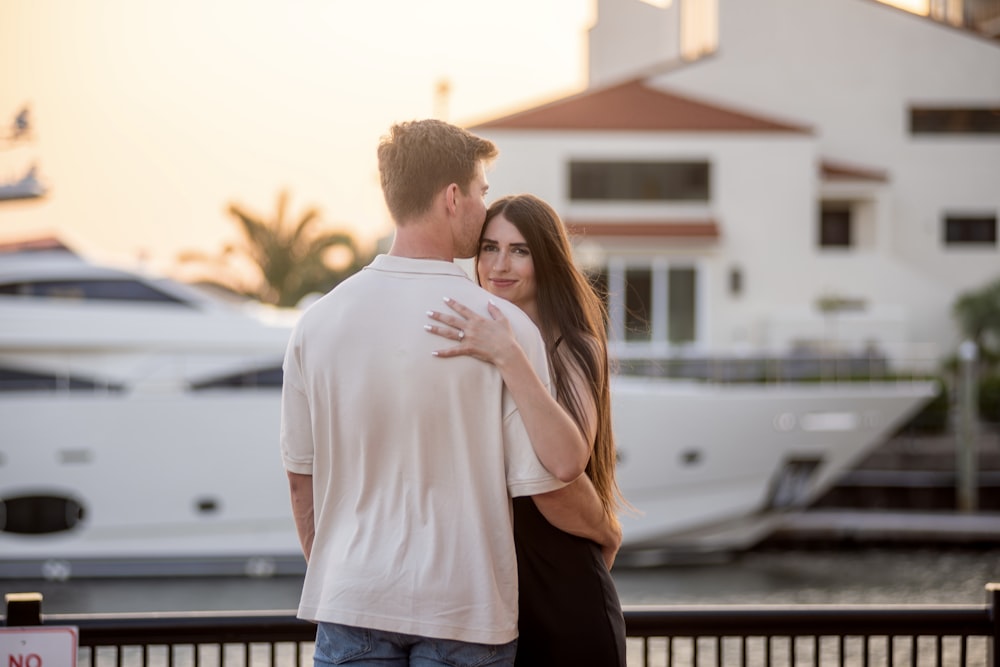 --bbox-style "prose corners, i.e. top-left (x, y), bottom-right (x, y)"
top-left (191, 366), bottom-right (284, 390)
top-left (0, 279), bottom-right (190, 305)
top-left (0, 367), bottom-right (123, 393)
top-left (0, 495), bottom-right (86, 534)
